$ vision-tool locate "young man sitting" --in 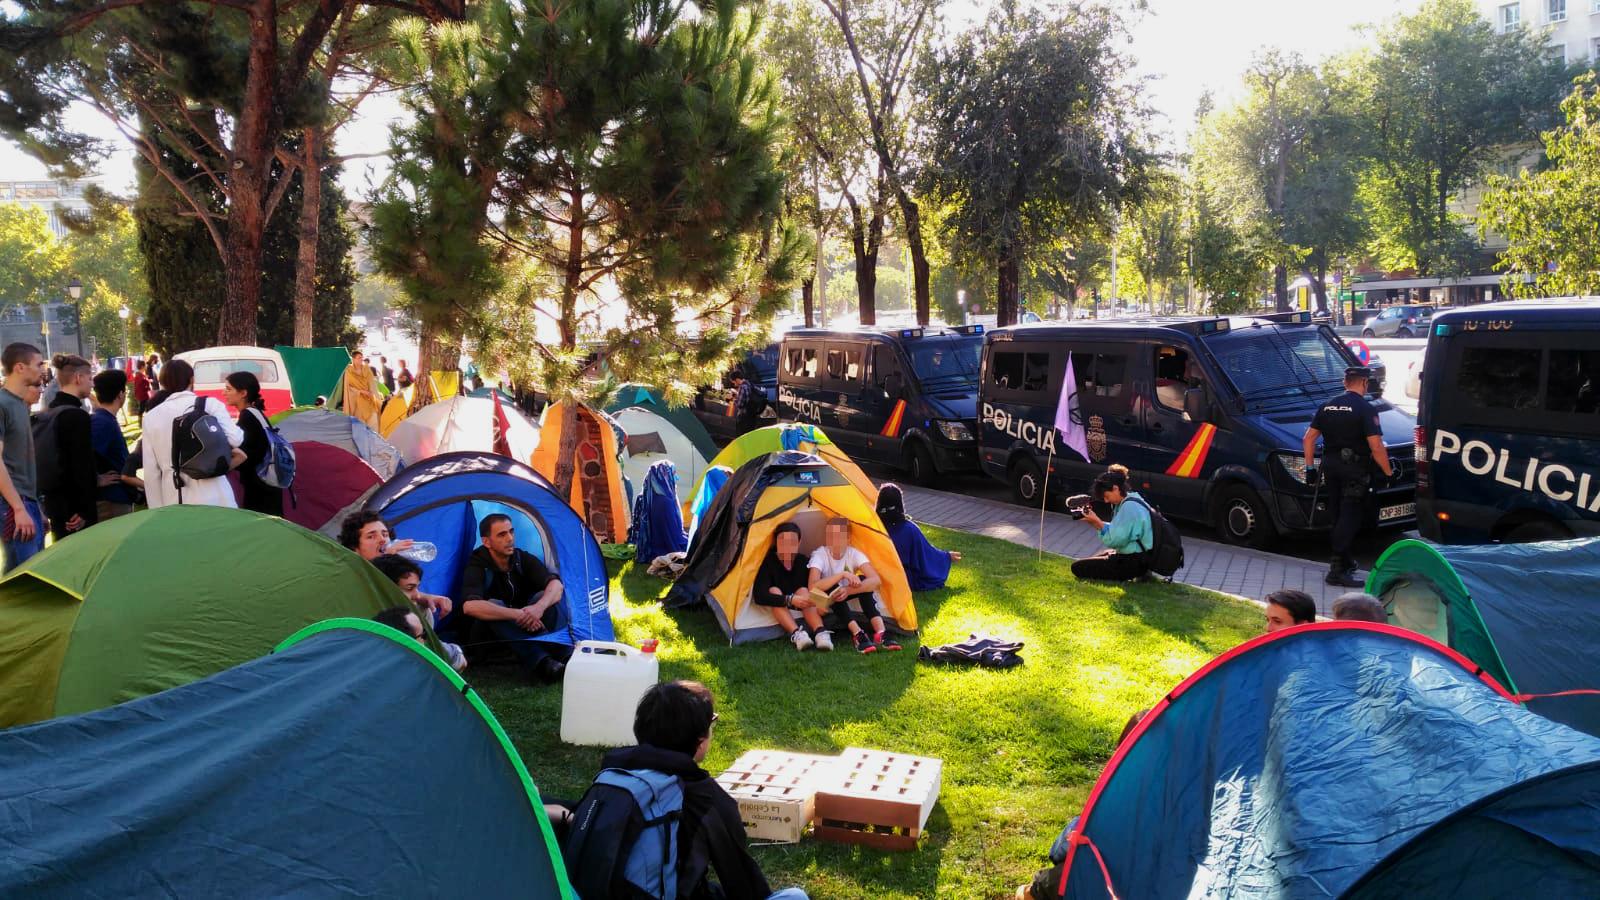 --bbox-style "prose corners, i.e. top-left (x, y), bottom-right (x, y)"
top-left (808, 517), bottom-right (901, 654)
top-left (371, 553), bottom-right (468, 672)
top-left (754, 522), bottom-right (832, 651)
top-left (458, 513), bottom-right (572, 683)
top-left (563, 681), bottom-right (808, 900)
